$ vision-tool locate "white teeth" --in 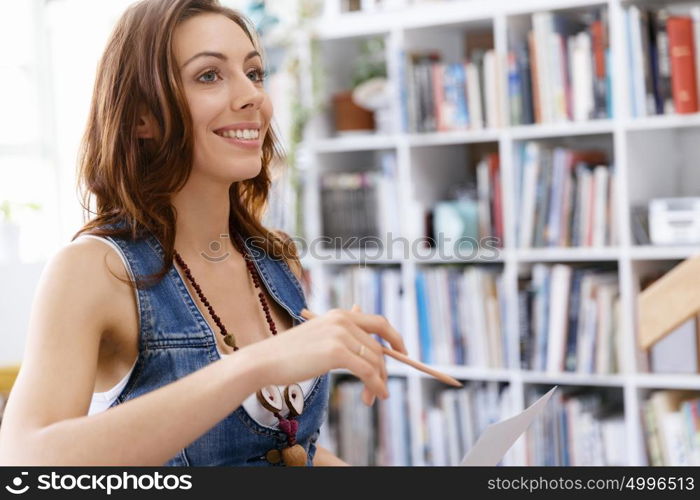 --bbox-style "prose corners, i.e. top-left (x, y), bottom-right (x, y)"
top-left (216, 128), bottom-right (259, 140)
